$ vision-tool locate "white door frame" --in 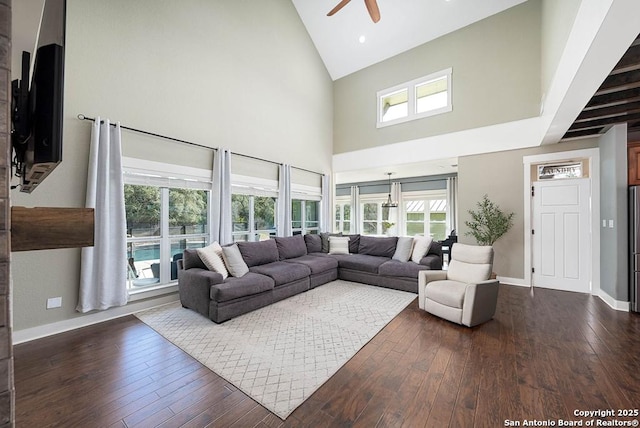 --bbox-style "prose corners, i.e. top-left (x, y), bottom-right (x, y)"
top-left (522, 148), bottom-right (600, 295)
